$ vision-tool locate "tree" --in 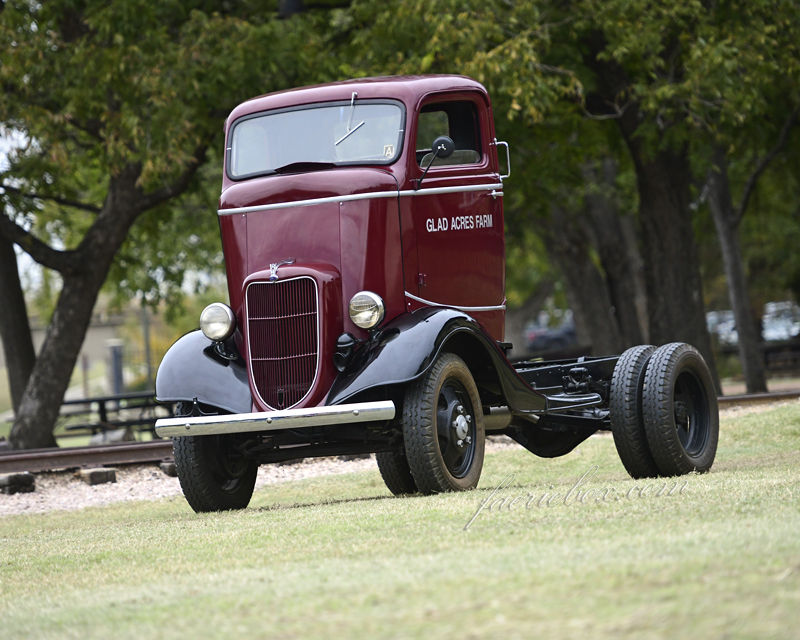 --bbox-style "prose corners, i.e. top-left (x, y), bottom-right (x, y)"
top-left (566, 9), bottom-right (714, 388)
top-left (692, 3), bottom-right (800, 391)
top-left (539, 159), bottom-right (647, 354)
top-left (0, 1), bottom-right (312, 448)
top-left (740, 151), bottom-right (800, 308)
top-left (335, 1), bottom-right (719, 377)
top-left (581, 158), bottom-right (647, 347)
top-left (706, 130), bottom-right (791, 394)
top-left (503, 230), bottom-right (555, 359)
top-left (0, 236), bottom-right (35, 412)
top-left (281, 0), bottom-right (800, 387)
top-left (578, 0), bottom-right (800, 393)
